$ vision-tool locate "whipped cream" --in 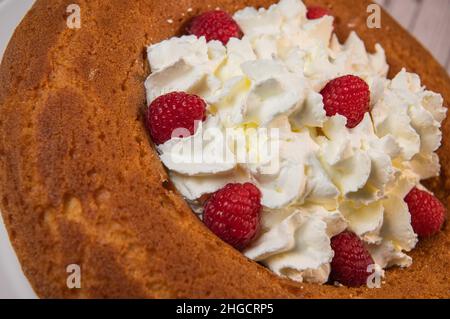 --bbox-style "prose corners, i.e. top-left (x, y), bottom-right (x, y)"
top-left (144, 0), bottom-right (447, 285)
